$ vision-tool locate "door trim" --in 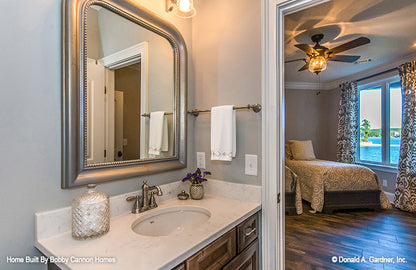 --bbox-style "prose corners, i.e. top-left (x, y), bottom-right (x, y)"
top-left (98, 42), bottom-right (149, 159)
top-left (261, 0), bottom-right (330, 269)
